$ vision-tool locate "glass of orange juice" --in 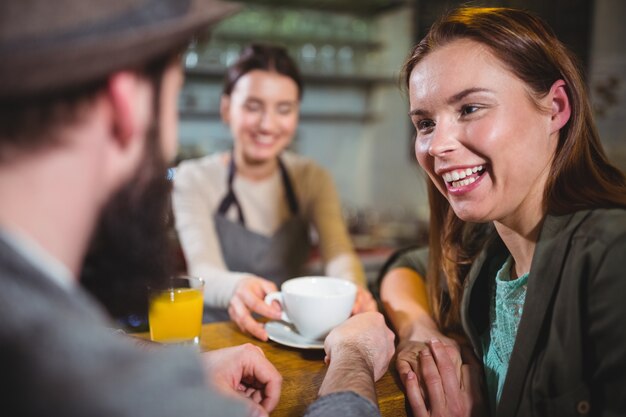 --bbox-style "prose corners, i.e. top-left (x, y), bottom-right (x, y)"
top-left (148, 276), bottom-right (204, 345)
